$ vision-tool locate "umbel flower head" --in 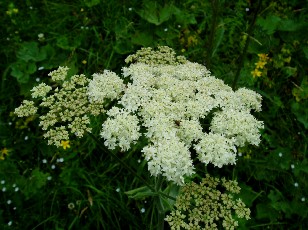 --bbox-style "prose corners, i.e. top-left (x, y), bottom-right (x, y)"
top-left (14, 66), bottom-right (109, 147)
top-left (15, 46), bottom-right (263, 185)
top-left (92, 46), bottom-right (264, 185)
